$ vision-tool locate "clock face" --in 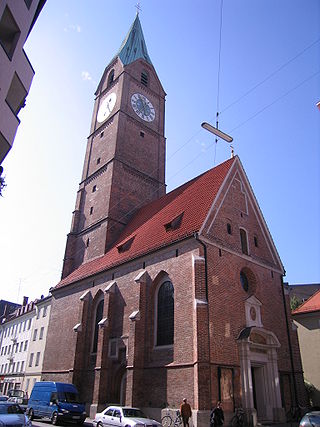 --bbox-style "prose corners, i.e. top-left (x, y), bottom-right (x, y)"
top-left (97, 92), bottom-right (117, 123)
top-left (131, 93), bottom-right (155, 122)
